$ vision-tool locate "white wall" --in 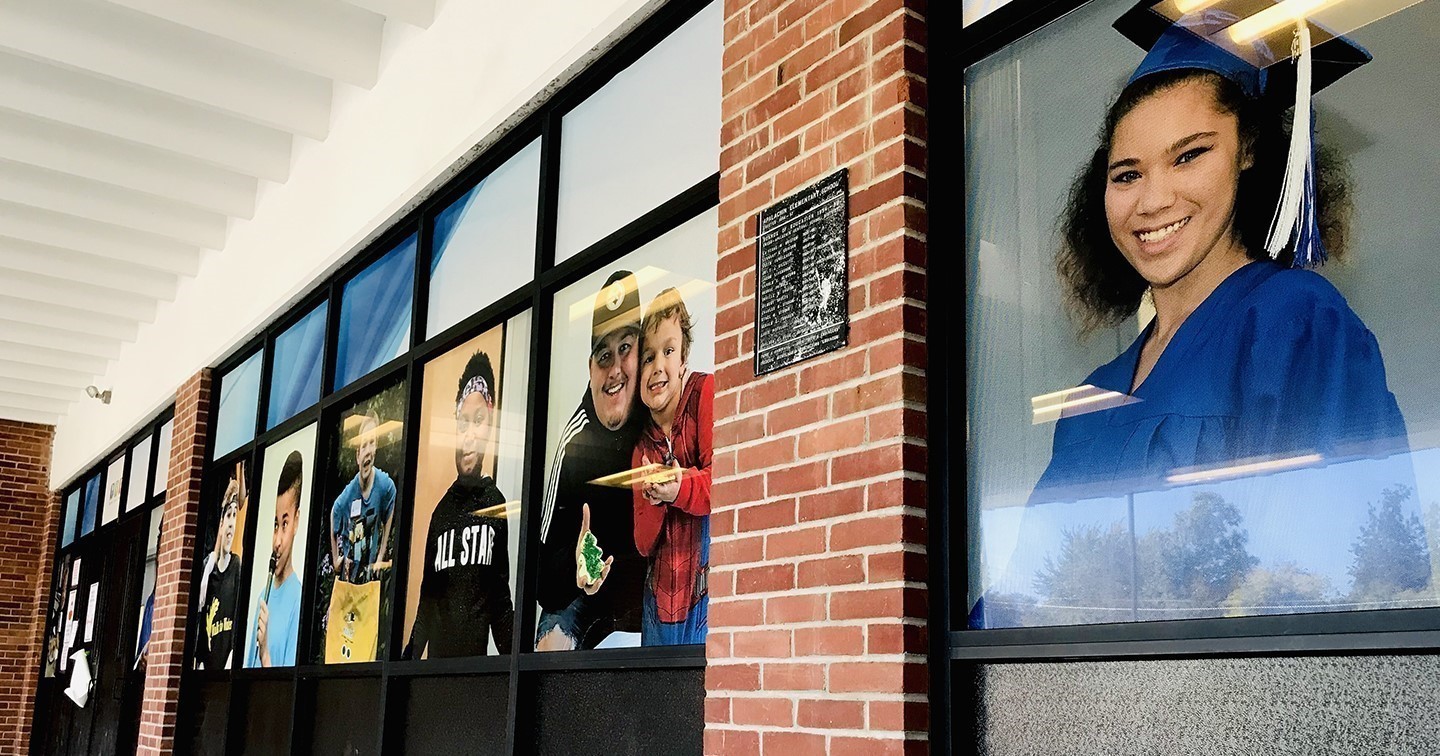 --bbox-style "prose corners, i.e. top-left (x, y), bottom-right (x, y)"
top-left (50, 0), bottom-right (656, 486)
